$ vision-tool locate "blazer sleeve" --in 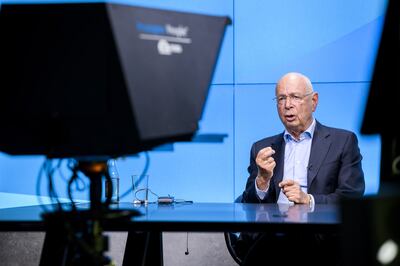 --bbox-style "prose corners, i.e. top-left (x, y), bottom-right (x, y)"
top-left (312, 132), bottom-right (365, 203)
